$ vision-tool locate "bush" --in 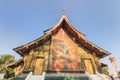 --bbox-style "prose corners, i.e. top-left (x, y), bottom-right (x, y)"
top-left (4, 68), bottom-right (15, 79)
top-left (102, 67), bottom-right (109, 75)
